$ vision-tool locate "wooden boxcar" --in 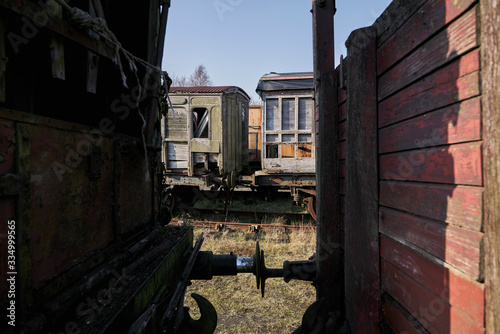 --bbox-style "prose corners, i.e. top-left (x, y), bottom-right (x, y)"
top-left (312, 0), bottom-right (500, 333)
top-left (164, 86), bottom-right (249, 187)
top-left (0, 0), bottom-right (195, 333)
